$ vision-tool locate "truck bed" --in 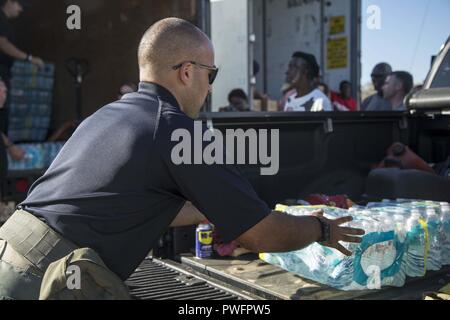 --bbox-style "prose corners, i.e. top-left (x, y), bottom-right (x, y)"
top-left (178, 253), bottom-right (450, 300)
